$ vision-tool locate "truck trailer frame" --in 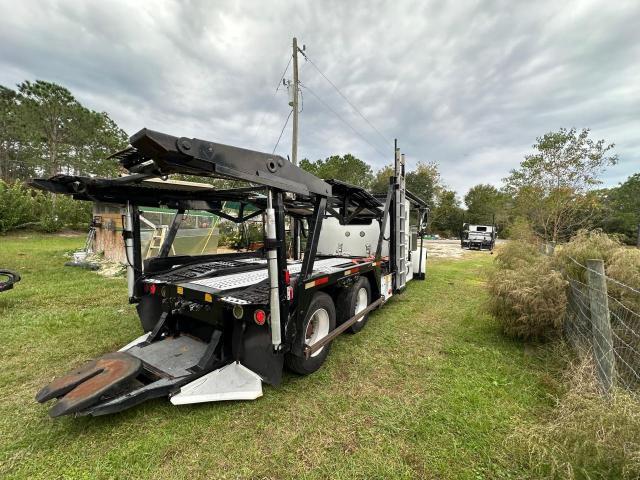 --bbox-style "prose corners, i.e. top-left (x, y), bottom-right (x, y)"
top-left (32, 129), bottom-right (428, 417)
